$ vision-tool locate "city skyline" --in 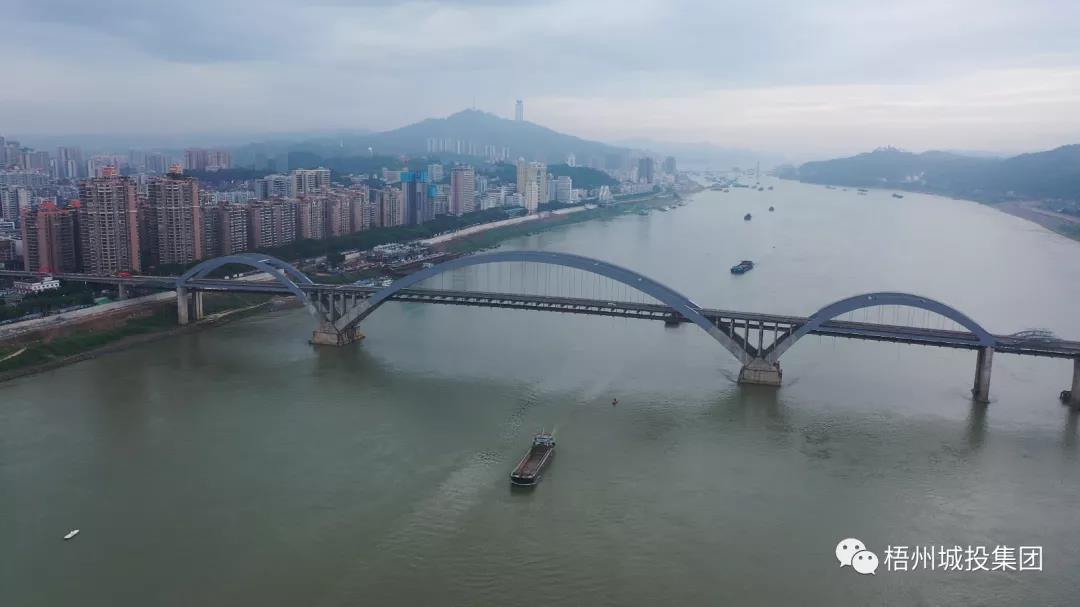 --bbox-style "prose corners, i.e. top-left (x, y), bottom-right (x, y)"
top-left (4, 0), bottom-right (1079, 158)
